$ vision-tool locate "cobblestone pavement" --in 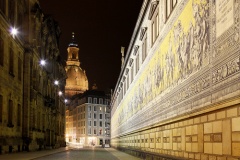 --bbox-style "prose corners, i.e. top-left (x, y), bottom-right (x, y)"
top-left (34, 148), bottom-right (142, 160)
top-left (0, 147), bottom-right (142, 160)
